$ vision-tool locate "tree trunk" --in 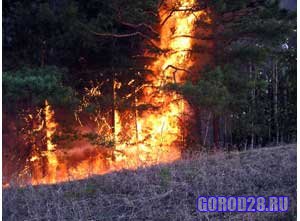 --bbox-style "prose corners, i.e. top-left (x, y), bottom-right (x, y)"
top-left (224, 115), bottom-right (227, 150)
top-left (244, 139), bottom-right (248, 151)
top-left (112, 73), bottom-right (116, 143)
top-left (203, 112), bottom-right (211, 147)
top-left (194, 107), bottom-right (202, 146)
top-left (249, 61), bottom-right (255, 149)
top-left (283, 68), bottom-right (288, 143)
top-left (134, 94), bottom-right (139, 144)
top-left (213, 115), bottom-right (220, 148)
top-left (40, 40), bottom-right (46, 67)
top-left (273, 59), bottom-right (279, 145)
